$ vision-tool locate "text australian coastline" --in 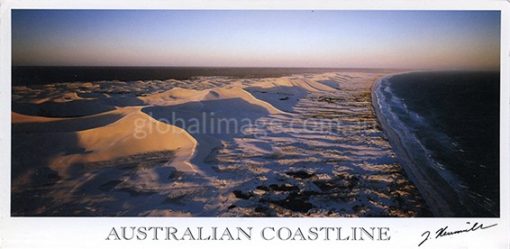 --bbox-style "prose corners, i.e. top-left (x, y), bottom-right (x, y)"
top-left (106, 226), bottom-right (391, 241)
